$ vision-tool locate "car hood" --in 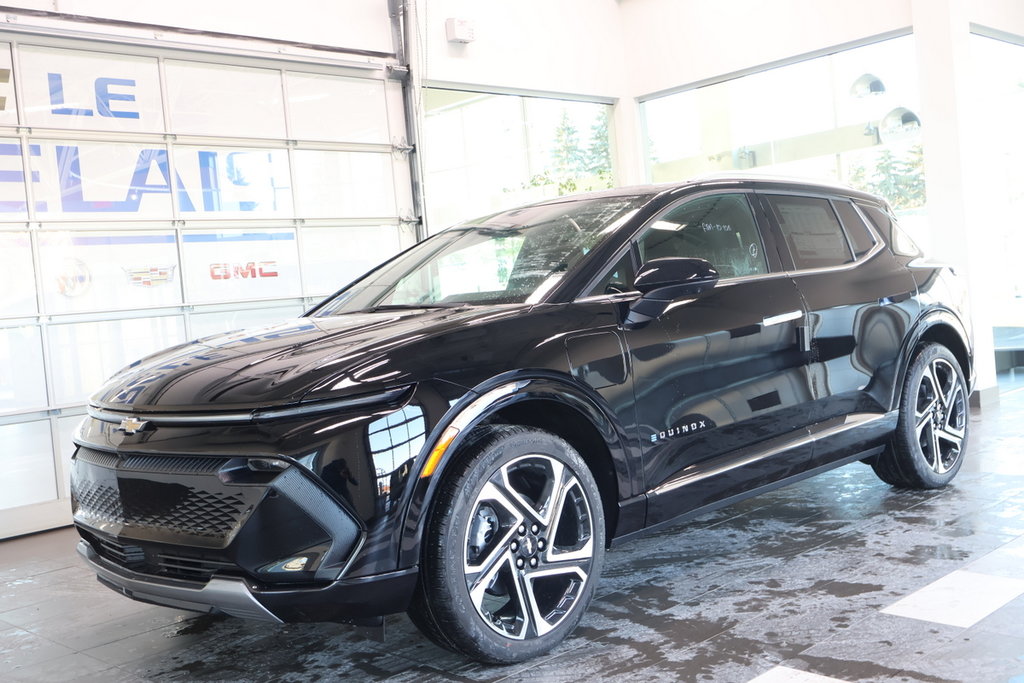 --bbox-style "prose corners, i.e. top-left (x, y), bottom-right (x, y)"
top-left (91, 306), bottom-right (526, 412)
